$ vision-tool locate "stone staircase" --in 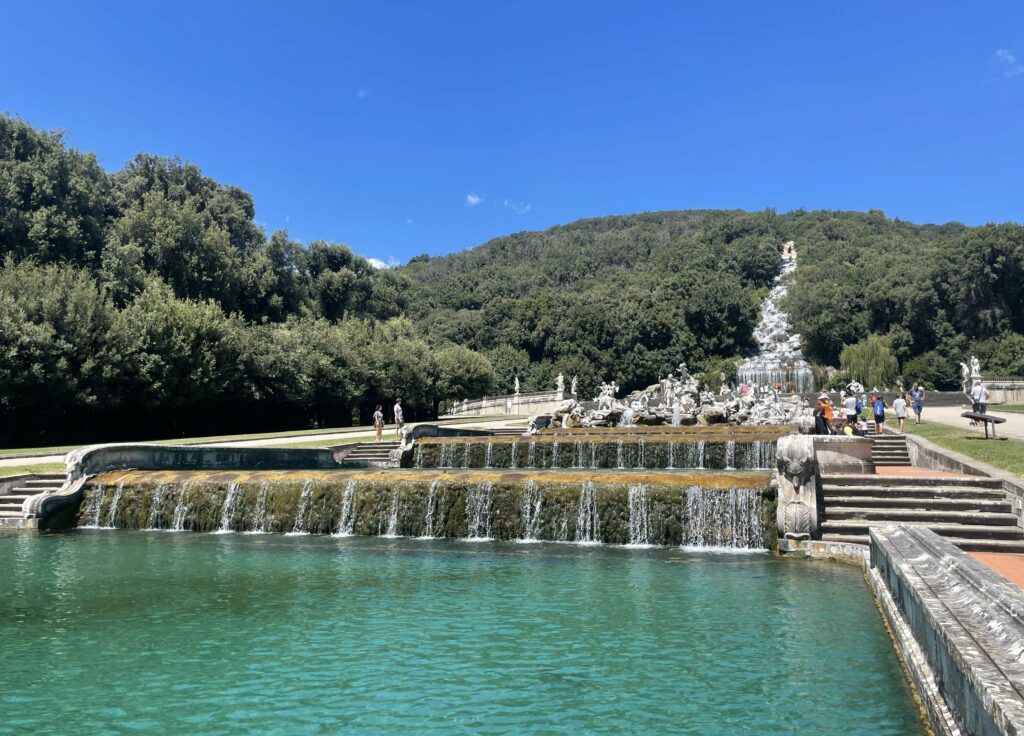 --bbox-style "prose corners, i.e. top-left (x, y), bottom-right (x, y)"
top-left (342, 441), bottom-right (400, 466)
top-left (0, 474), bottom-right (67, 522)
top-left (820, 473), bottom-right (1024, 552)
top-left (871, 434), bottom-right (911, 466)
